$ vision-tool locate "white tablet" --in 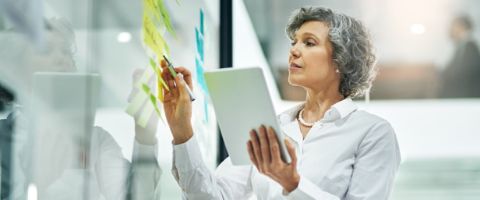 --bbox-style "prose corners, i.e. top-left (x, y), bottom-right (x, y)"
top-left (204, 67), bottom-right (291, 165)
